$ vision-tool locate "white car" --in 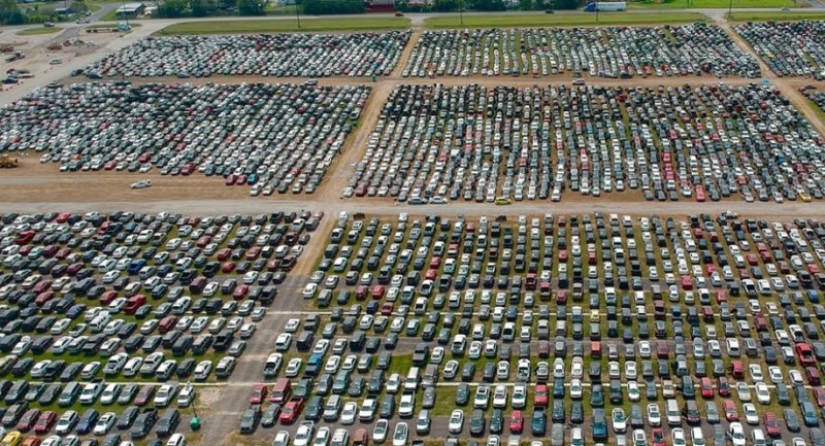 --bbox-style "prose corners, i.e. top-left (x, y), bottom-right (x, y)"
top-left (672, 428), bottom-right (686, 446)
top-left (612, 408), bottom-right (627, 433)
top-left (736, 382), bottom-right (751, 402)
top-left (627, 381), bottom-right (641, 402)
top-left (553, 358), bottom-right (565, 378)
top-left (512, 383), bottom-right (527, 409)
top-left (392, 422), bottom-right (409, 446)
top-left (790, 369), bottom-right (804, 385)
top-left (340, 402), bottom-right (358, 425)
top-left (639, 341), bottom-right (652, 358)
top-left (313, 427), bottom-right (330, 446)
top-left (570, 379), bottom-right (583, 399)
top-left (743, 403), bottom-right (759, 425)
top-left (294, 422), bottom-right (315, 446)
top-left (373, 419), bottom-right (389, 443)
top-left (749, 364), bottom-right (764, 383)
top-left (399, 392), bottom-right (415, 417)
top-left (729, 422), bottom-right (746, 446)
top-left (647, 404), bottom-right (662, 427)
top-left (285, 318), bottom-right (300, 333)
top-left (755, 382), bottom-right (771, 405)
top-left (571, 357), bottom-right (583, 378)
top-left (275, 333), bottom-right (292, 351)
top-left (493, 385), bottom-right (508, 408)
top-left (768, 366), bottom-right (784, 384)
top-left (625, 361), bottom-right (637, 380)
top-left (56, 411), bottom-right (79, 434)
top-left (386, 374), bottom-right (401, 394)
top-left (93, 412), bottom-right (117, 435)
top-left (448, 410), bottom-right (465, 434)
top-left (131, 180), bottom-right (152, 189)
top-left (285, 358), bottom-right (303, 377)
